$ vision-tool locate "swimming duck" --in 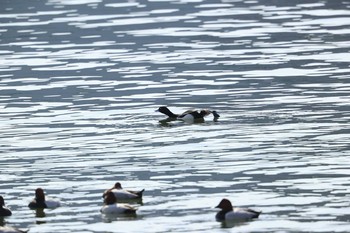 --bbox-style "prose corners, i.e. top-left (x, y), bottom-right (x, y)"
top-left (100, 191), bottom-right (137, 215)
top-left (0, 226), bottom-right (28, 233)
top-left (0, 196), bottom-right (12, 217)
top-left (156, 106), bottom-right (220, 122)
top-left (28, 188), bottom-right (60, 209)
top-left (215, 198), bottom-right (261, 221)
top-left (103, 182), bottom-right (144, 200)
